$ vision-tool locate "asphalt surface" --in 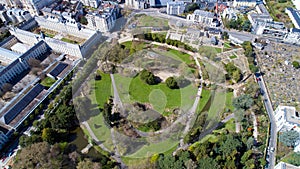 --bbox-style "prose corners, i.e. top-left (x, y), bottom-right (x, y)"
top-left (256, 73), bottom-right (277, 169)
